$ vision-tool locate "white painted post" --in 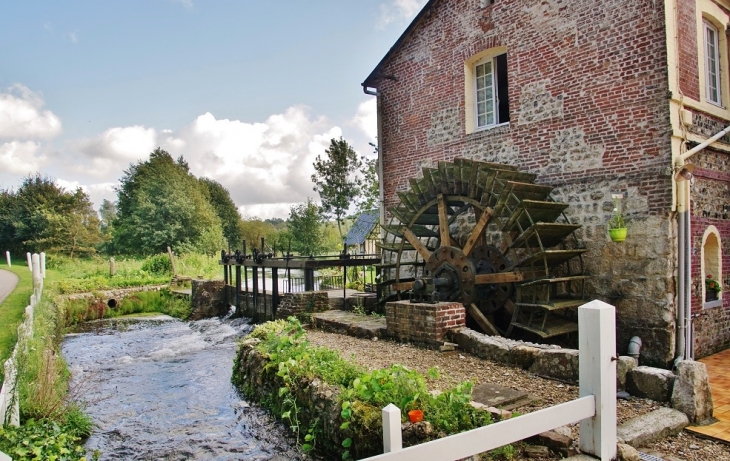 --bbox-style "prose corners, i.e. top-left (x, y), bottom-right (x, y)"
top-left (4, 251), bottom-right (9, 267)
top-left (578, 300), bottom-right (617, 461)
top-left (382, 403), bottom-right (403, 453)
top-left (40, 252), bottom-right (46, 278)
top-left (31, 253), bottom-right (41, 301)
top-left (26, 252), bottom-right (32, 271)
